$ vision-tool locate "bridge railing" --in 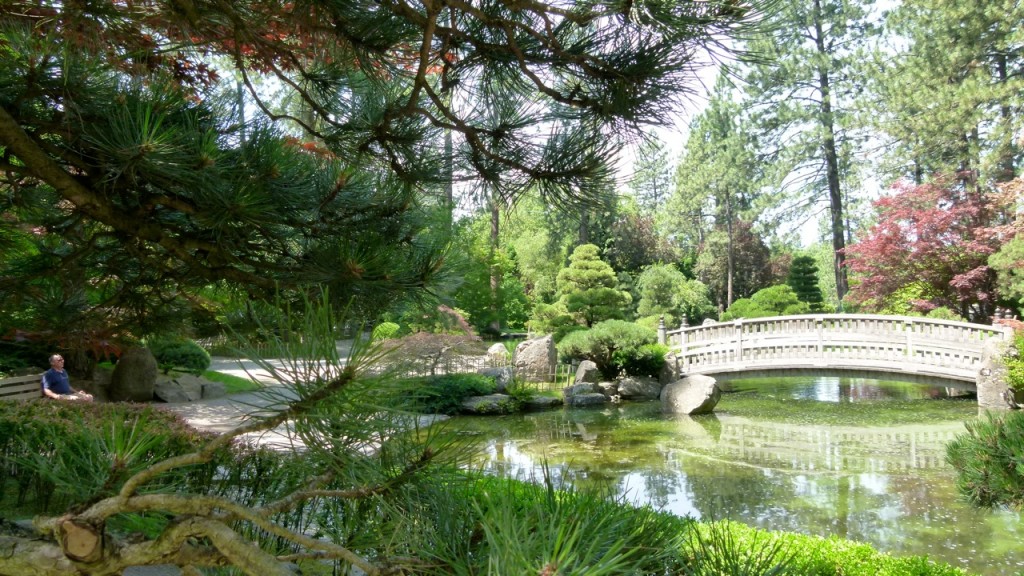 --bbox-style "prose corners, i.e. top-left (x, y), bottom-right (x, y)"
top-left (665, 314), bottom-right (1013, 381)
